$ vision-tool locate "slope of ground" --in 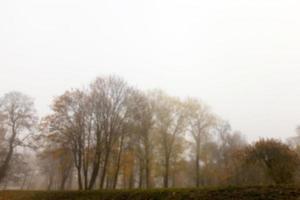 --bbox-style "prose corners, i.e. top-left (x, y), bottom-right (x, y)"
top-left (1, 186), bottom-right (300, 200)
